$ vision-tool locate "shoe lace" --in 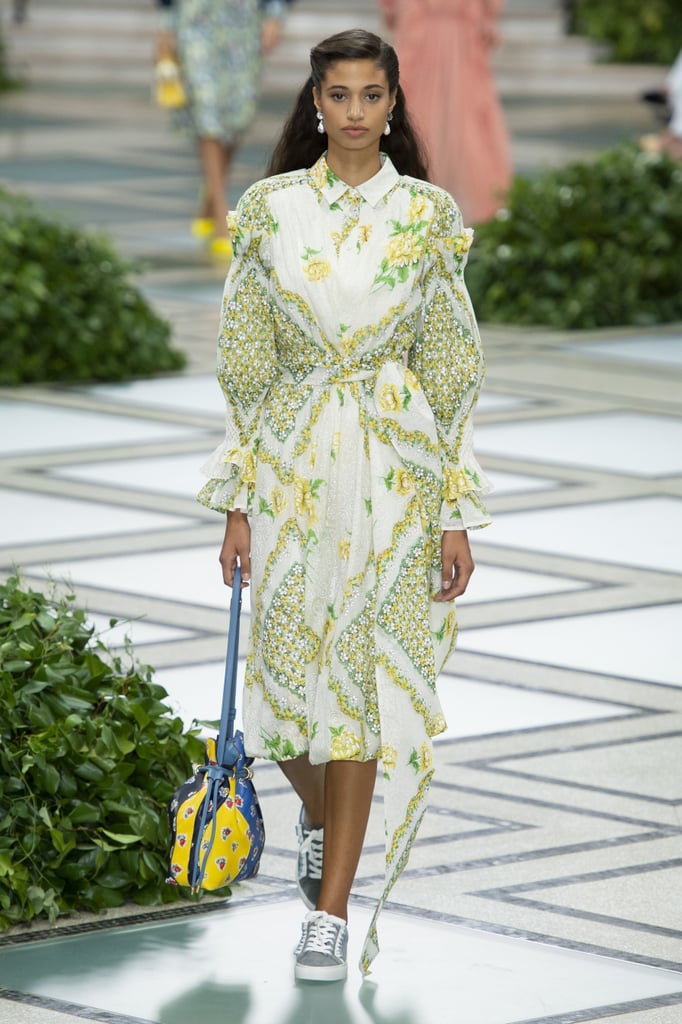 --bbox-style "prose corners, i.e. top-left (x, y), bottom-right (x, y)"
top-left (299, 826), bottom-right (324, 879)
top-left (303, 913), bottom-right (342, 956)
